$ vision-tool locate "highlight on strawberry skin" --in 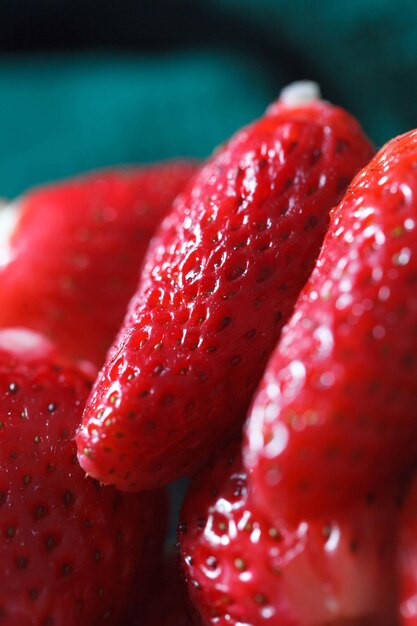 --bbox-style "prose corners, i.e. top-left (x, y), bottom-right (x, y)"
top-left (178, 440), bottom-right (398, 626)
top-left (244, 128), bottom-right (417, 525)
